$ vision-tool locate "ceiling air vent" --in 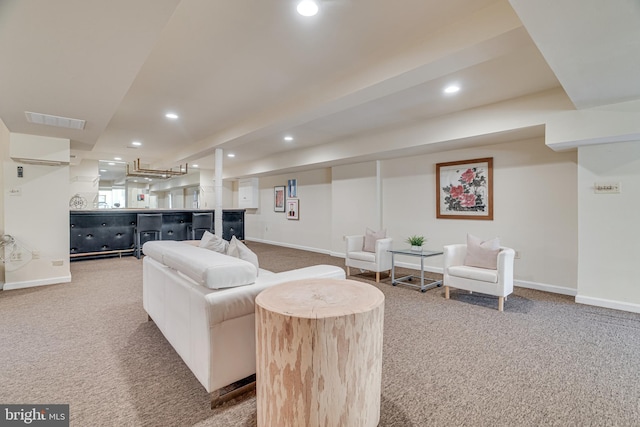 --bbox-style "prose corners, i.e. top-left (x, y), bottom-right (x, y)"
top-left (25, 111), bottom-right (86, 130)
